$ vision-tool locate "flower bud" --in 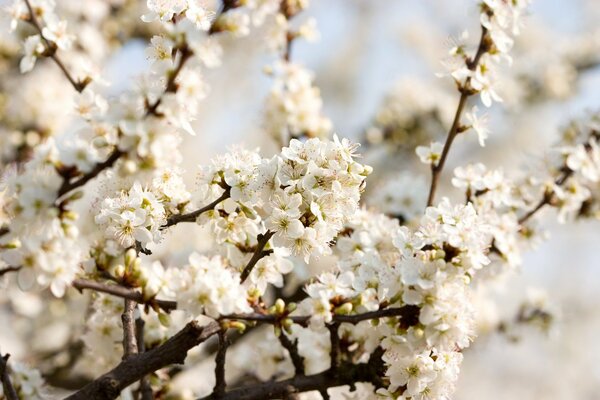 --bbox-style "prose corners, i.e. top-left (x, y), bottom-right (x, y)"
top-left (334, 302), bottom-right (353, 315)
top-left (275, 298), bottom-right (285, 314)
